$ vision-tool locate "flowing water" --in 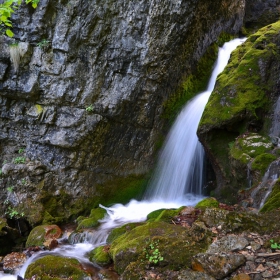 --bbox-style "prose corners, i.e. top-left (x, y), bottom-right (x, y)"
top-left (0, 38), bottom-right (246, 279)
